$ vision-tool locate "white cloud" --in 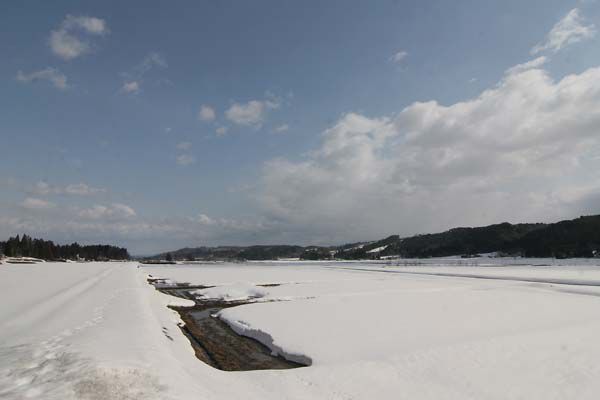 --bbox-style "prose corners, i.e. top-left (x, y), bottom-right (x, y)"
top-left (273, 124), bottom-right (289, 133)
top-left (16, 68), bottom-right (68, 90)
top-left (0, 211), bottom-right (269, 254)
top-left (29, 181), bottom-right (105, 196)
top-left (216, 126), bottom-right (228, 136)
top-left (67, 15), bottom-right (107, 34)
top-left (505, 56), bottom-right (548, 75)
top-left (135, 52), bottom-right (168, 74)
top-left (189, 213), bottom-right (267, 233)
top-left (21, 197), bottom-right (55, 210)
top-left (64, 183), bottom-right (106, 196)
top-left (120, 53), bottom-right (168, 89)
top-left (121, 81), bottom-right (140, 94)
top-left (176, 141), bottom-right (192, 150)
top-left (226, 101), bottom-right (264, 126)
top-left (176, 154), bottom-right (196, 165)
top-left (29, 182), bottom-right (54, 195)
top-left (531, 8), bottom-right (596, 54)
top-left (258, 63), bottom-right (600, 242)
top-left (198, 105), bottom-right (216, 122)
top-left (196, 213), bottom-right (216, 225)
top-left (78, 203), bottom-right (136, 220)
top-left (390, 50), bottom-right (408, 63)
top-left (225, 96), bottom-right (280, 127)
top-left (49, 15), bottom-right (109, 60)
